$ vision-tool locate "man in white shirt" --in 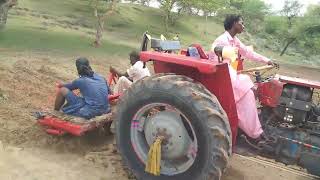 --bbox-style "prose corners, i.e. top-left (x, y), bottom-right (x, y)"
top-left (110, 51), bottom-right (151, 94)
